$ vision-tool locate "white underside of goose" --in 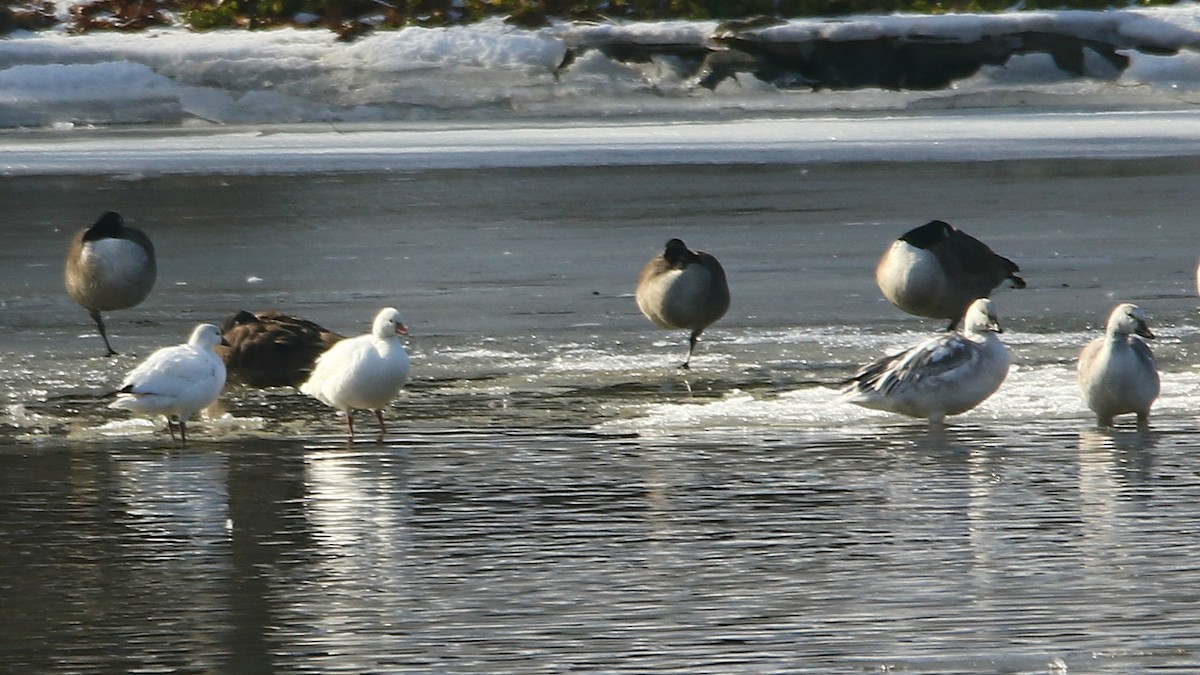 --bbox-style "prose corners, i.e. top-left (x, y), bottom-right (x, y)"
top-left (76, 239), bottom-right (155, 310)
top-left (875, 242), bottom-right (948, 316)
